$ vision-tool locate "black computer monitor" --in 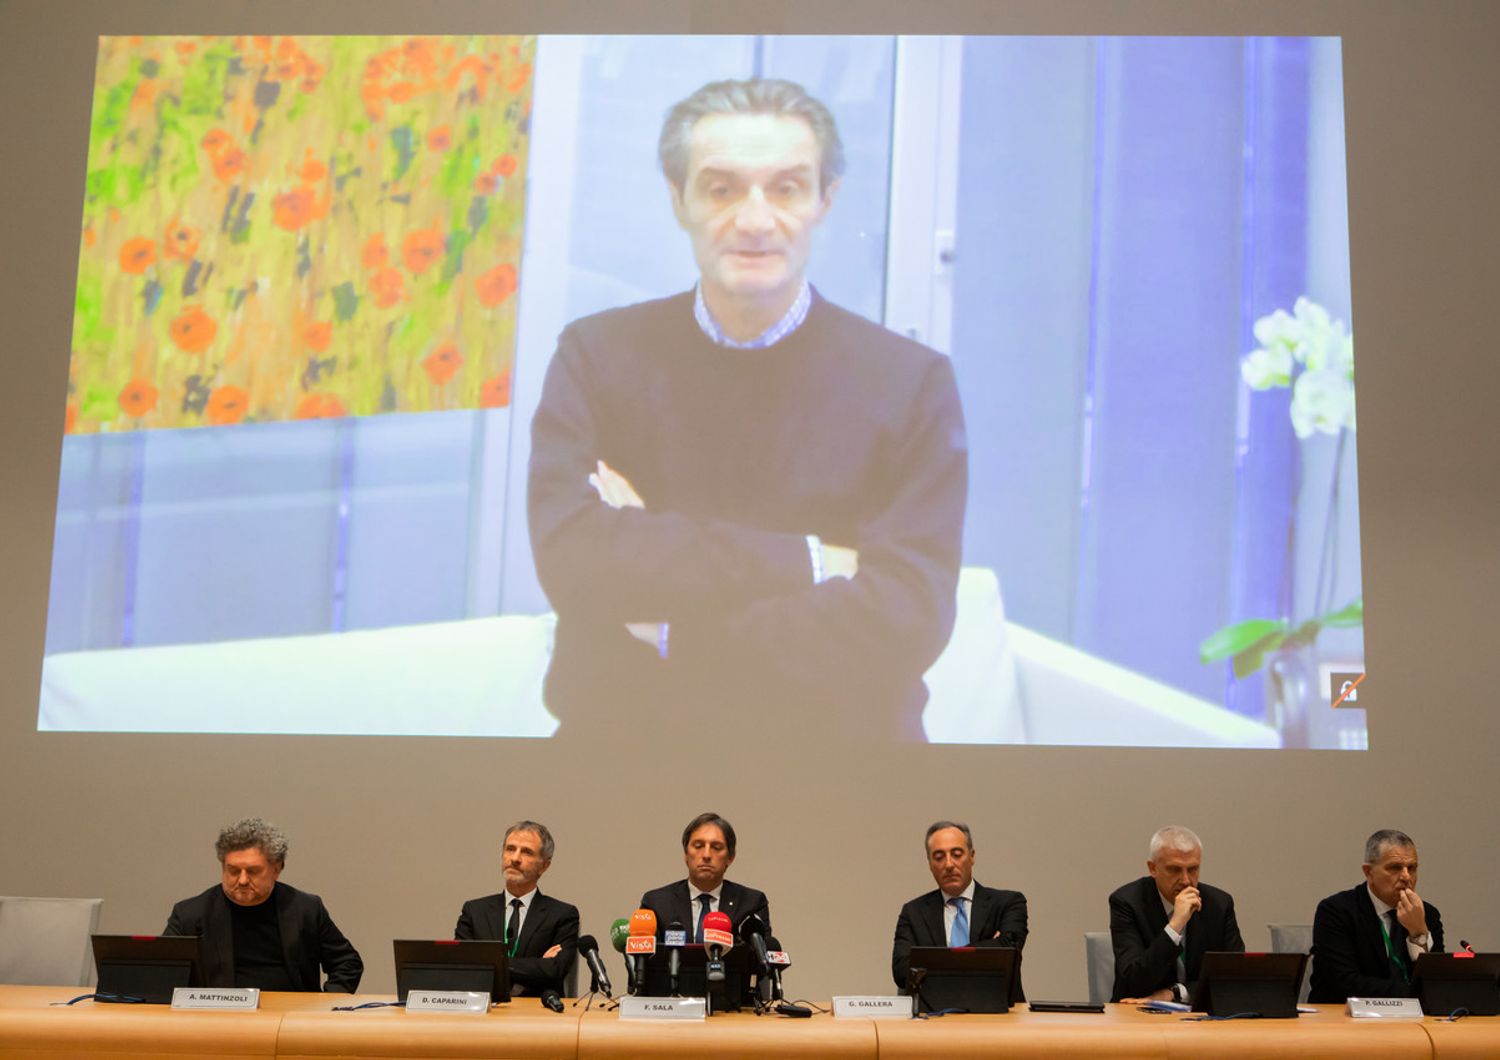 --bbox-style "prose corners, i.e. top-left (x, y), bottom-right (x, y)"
top-left (1191, 952), bottom-right (1307, 1018)
top-left (392, 939), bottom-right (510, 1003)
top-left (91, 934), bottom-right (206, 1004)
top-left (641, 945), bottom-right (753, 1012)
top-left (1413, 952), bottom-right (1500, 1017)
top-left (906, 945), bottom-right (1021, 1013)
